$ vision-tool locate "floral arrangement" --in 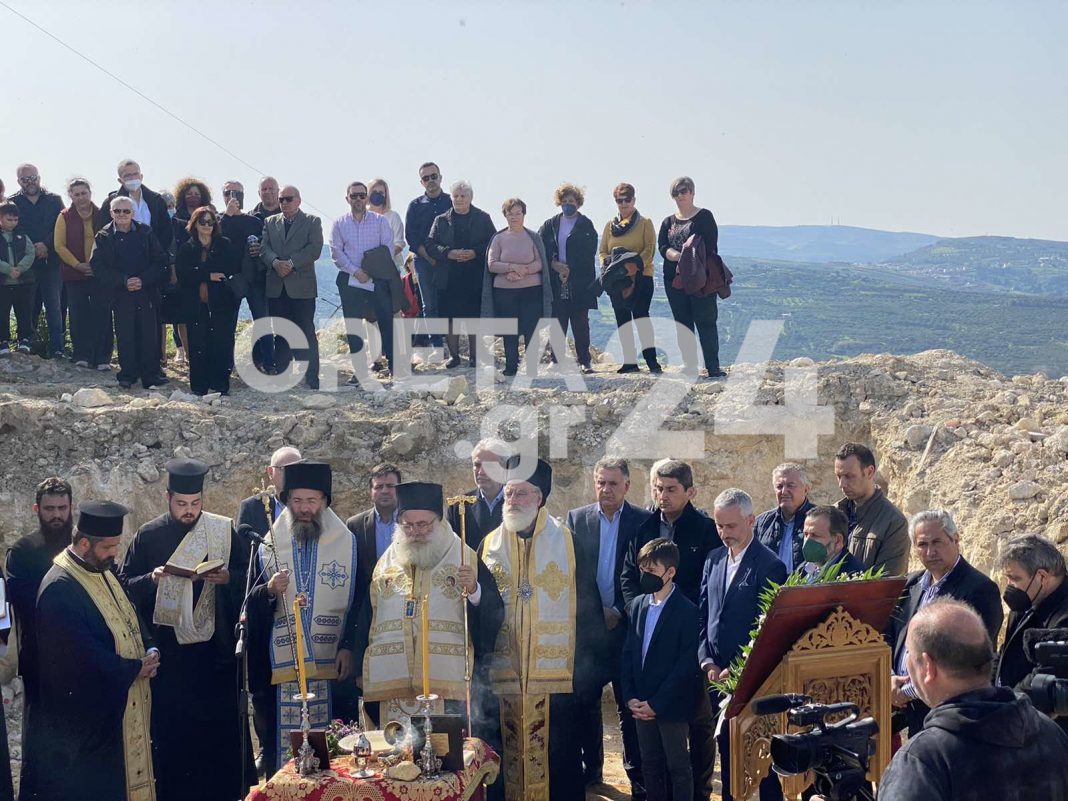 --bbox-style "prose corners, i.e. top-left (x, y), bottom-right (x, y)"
top-left (710, 561), bottom-right (885, 697)
top-left (326, 719), bottom-right (360, 757)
